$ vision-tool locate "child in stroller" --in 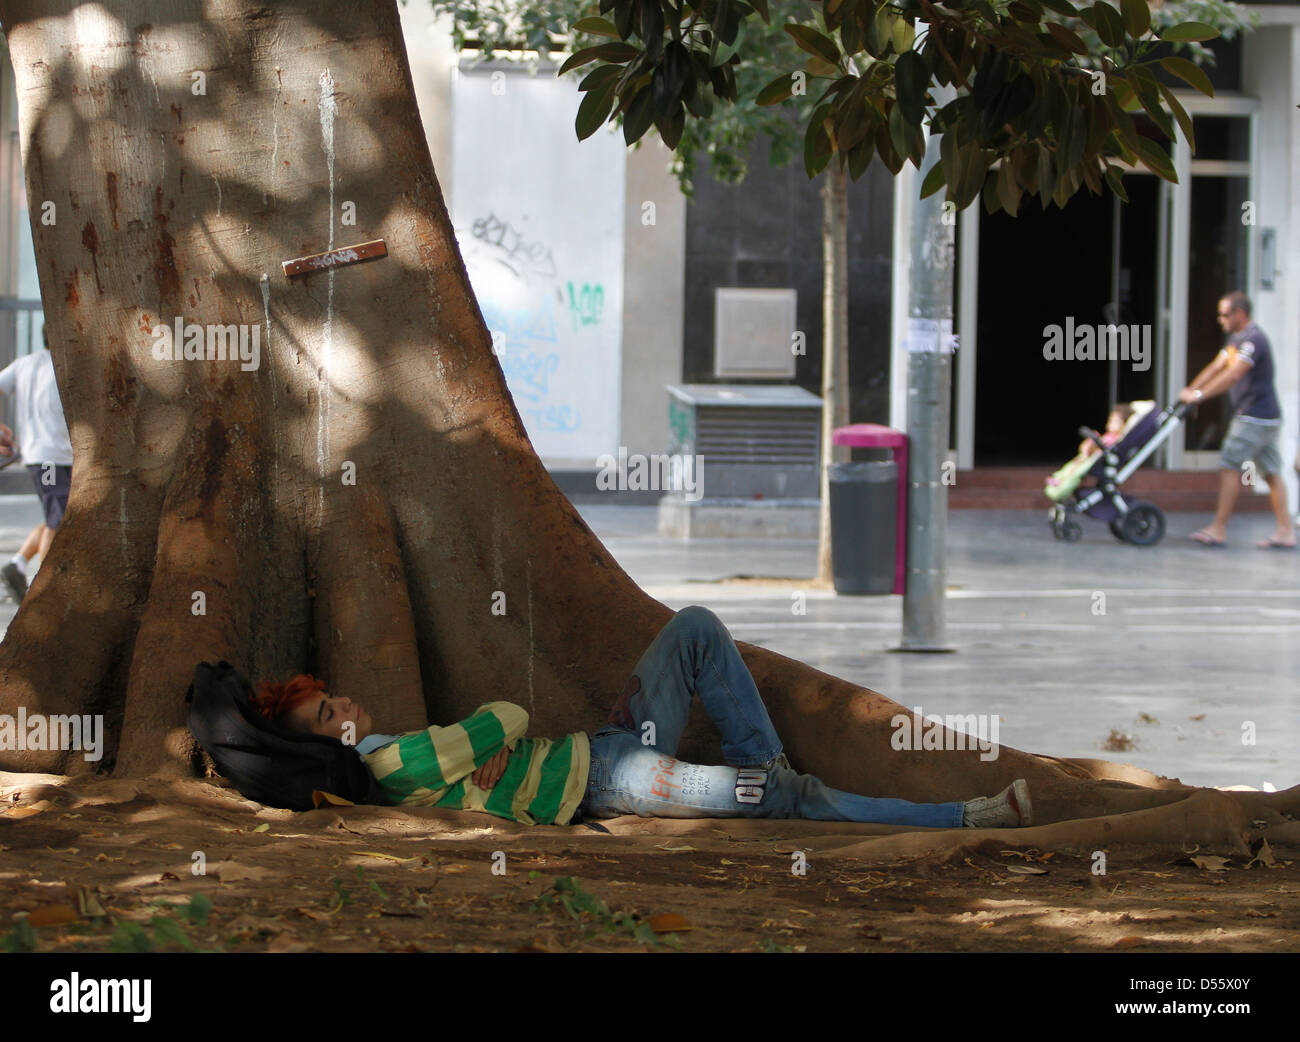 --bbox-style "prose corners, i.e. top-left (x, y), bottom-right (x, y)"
top-left (1045, 403), bottom-right (1136, 503)
top-left (1046, 399), bottom-right (1189, 545)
